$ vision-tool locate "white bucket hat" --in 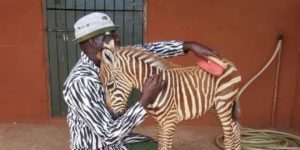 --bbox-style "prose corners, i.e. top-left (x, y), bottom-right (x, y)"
top-left (73, 12), bottom-right (118, 43)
